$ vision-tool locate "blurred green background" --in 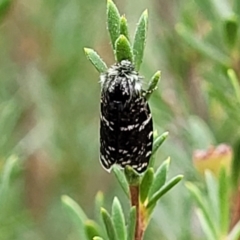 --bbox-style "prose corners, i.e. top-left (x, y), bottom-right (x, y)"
top-left (0, 0), bottom-right (239, 239)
